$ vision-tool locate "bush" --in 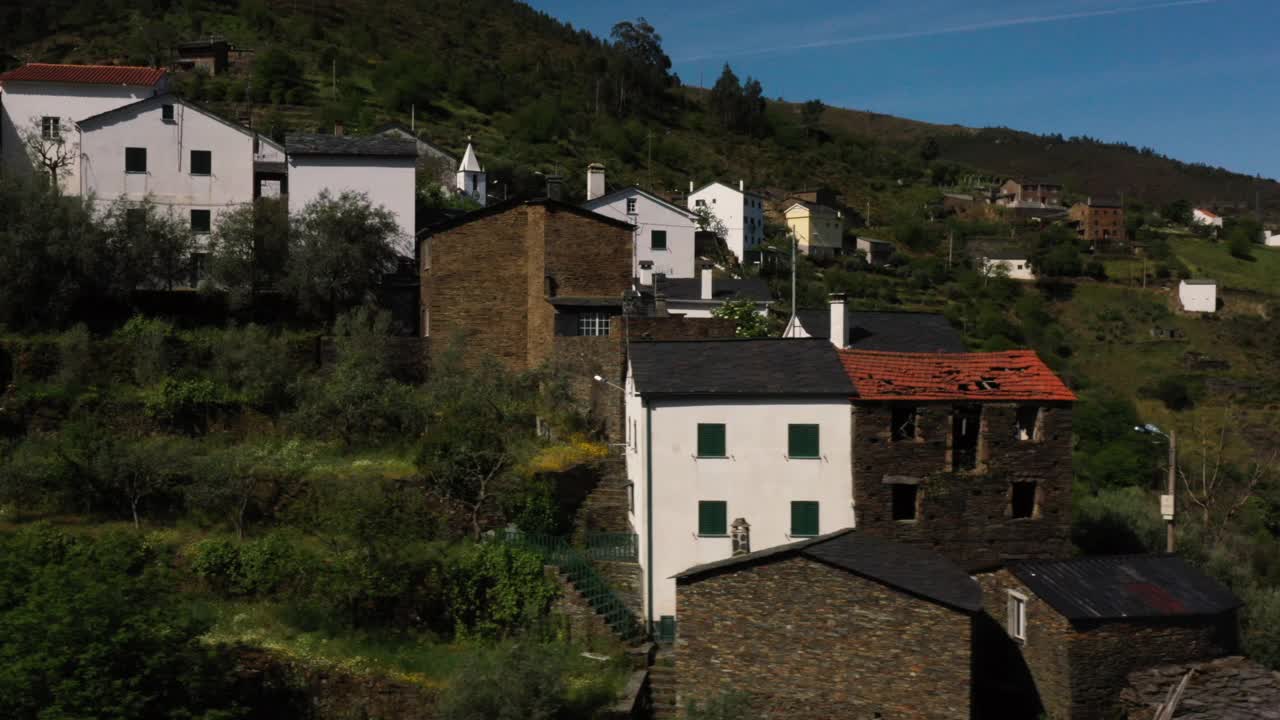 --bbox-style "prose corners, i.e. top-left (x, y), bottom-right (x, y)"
top-left (115, 315), bottom-right (175, 386)
top-left (446, 542), bottom-right (558, 638)
top-left (1141, 376), bottom-right (1195, 411)
top-left (238, 531), bottom-right (316, 596)
top-left (1072, 486), bottom-right (1166, 555)
top-left (436, 643), bottom-right (573, 720)
top-left (142, 377), bottom-right (235, 431)
top-left (189, 537), bottom-right (243, 594)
